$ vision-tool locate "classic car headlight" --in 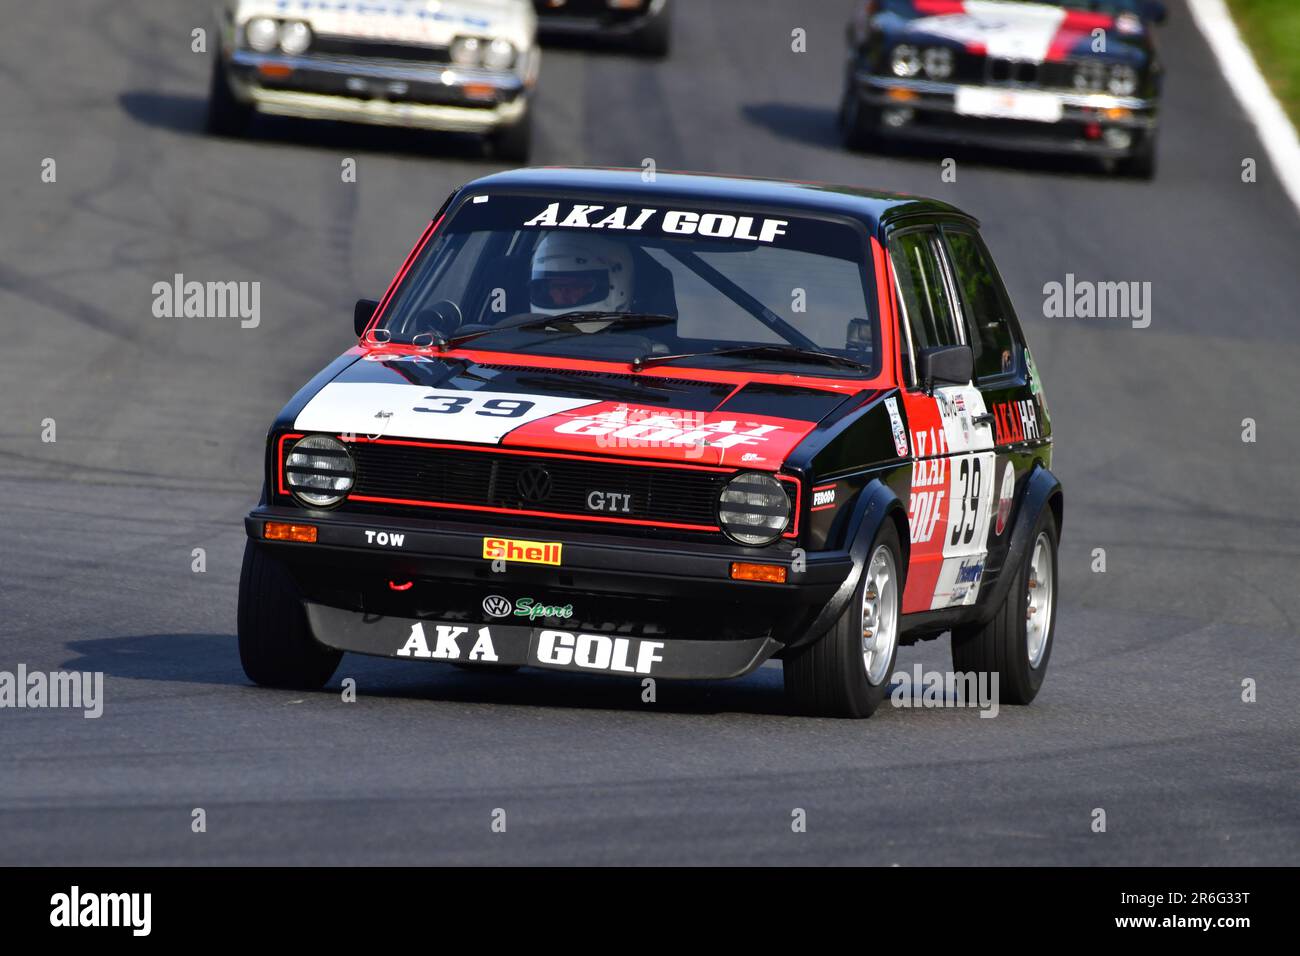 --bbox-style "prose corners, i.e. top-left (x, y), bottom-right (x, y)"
top-left (1073, 60), bottom-right (1106, 92)
top-left (279, 20), bottom-right (313, 56)
top-left (890, 44), bottom-right (922, 78)
top-left (285, 435), bottom-right (355, 508)
top-left (922, 46), bottom-right (953, 80)
top-left (483, 38), bottom-right (516, 70)
top-left (450, 36), bottom-right (483, 66)
top-left (1108, 64), bottom-right (1139, 96)
top-left (245, 17), bottom-right (280, 53)
top-left (718, 473), bottom-right (791, 546)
